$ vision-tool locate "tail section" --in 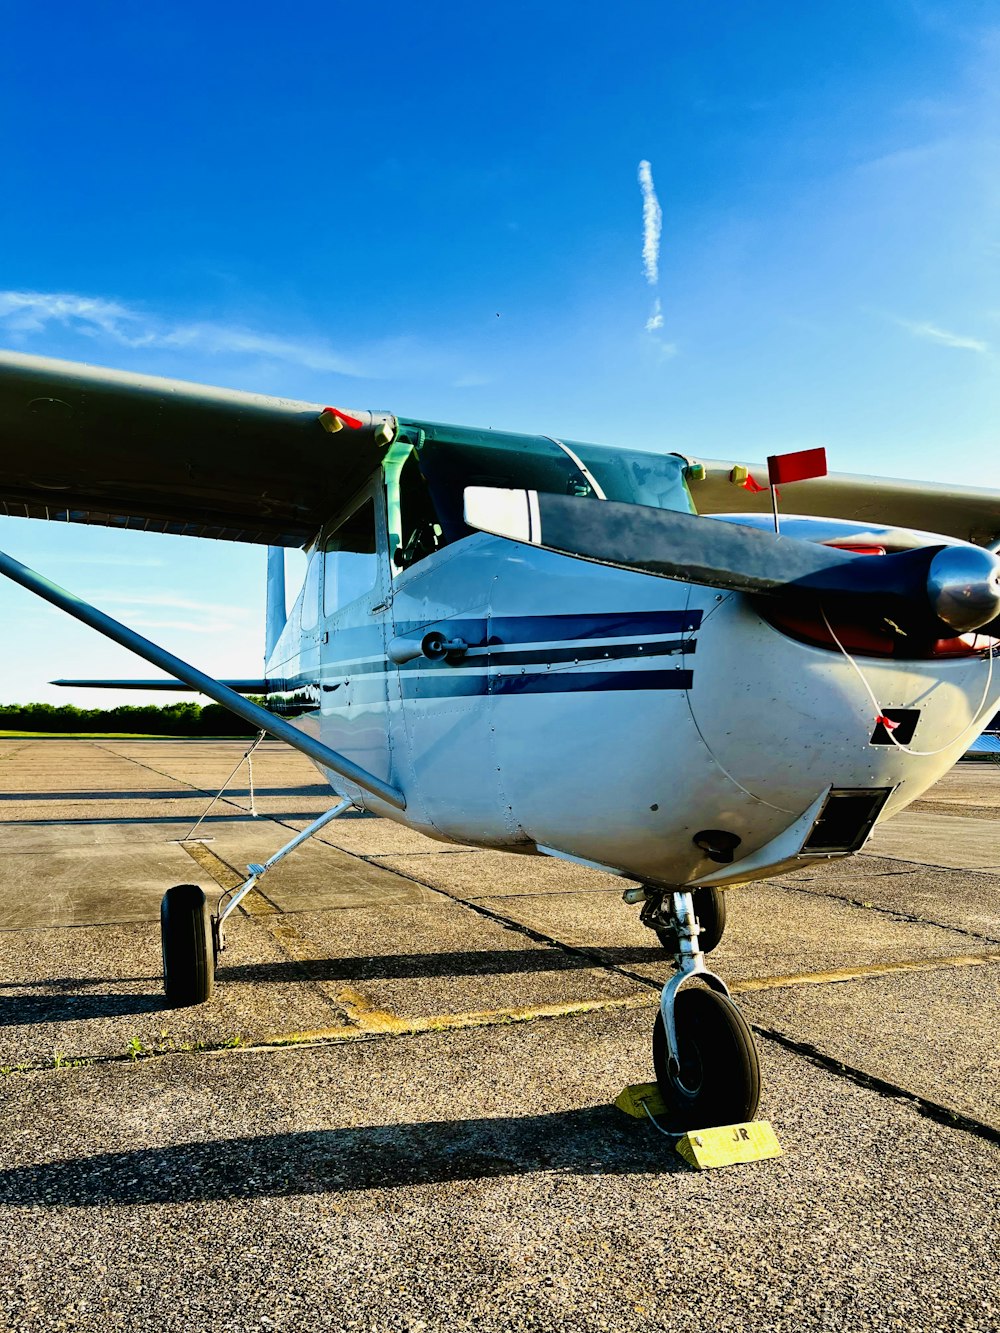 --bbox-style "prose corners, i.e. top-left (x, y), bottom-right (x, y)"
top-left (265, 546), bottom-right (287, 664)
